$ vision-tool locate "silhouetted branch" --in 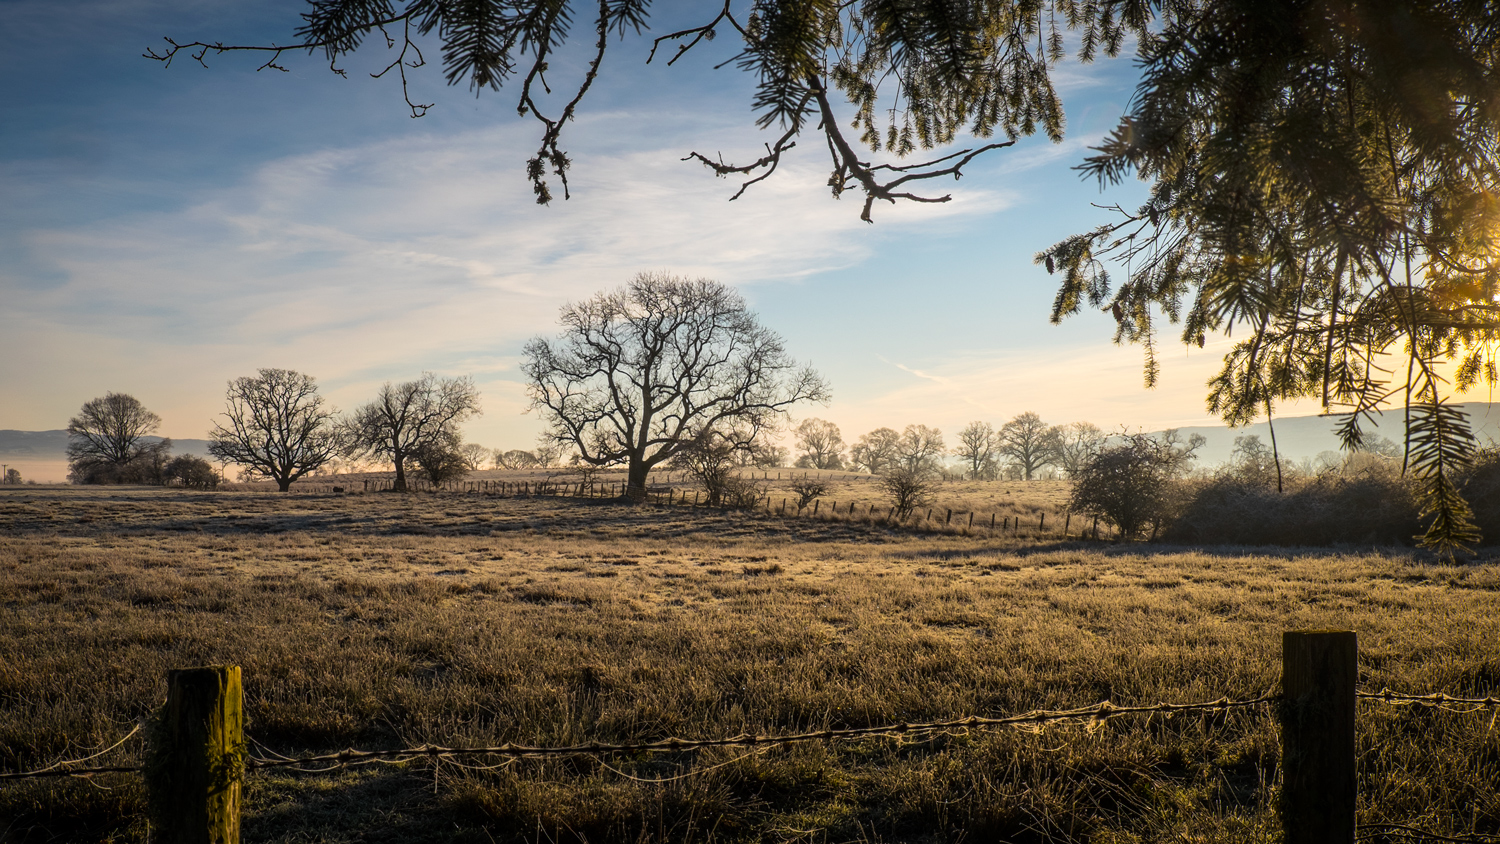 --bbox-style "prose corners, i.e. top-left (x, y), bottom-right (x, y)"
top-left (647, 0), bottom-right (748, 67)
